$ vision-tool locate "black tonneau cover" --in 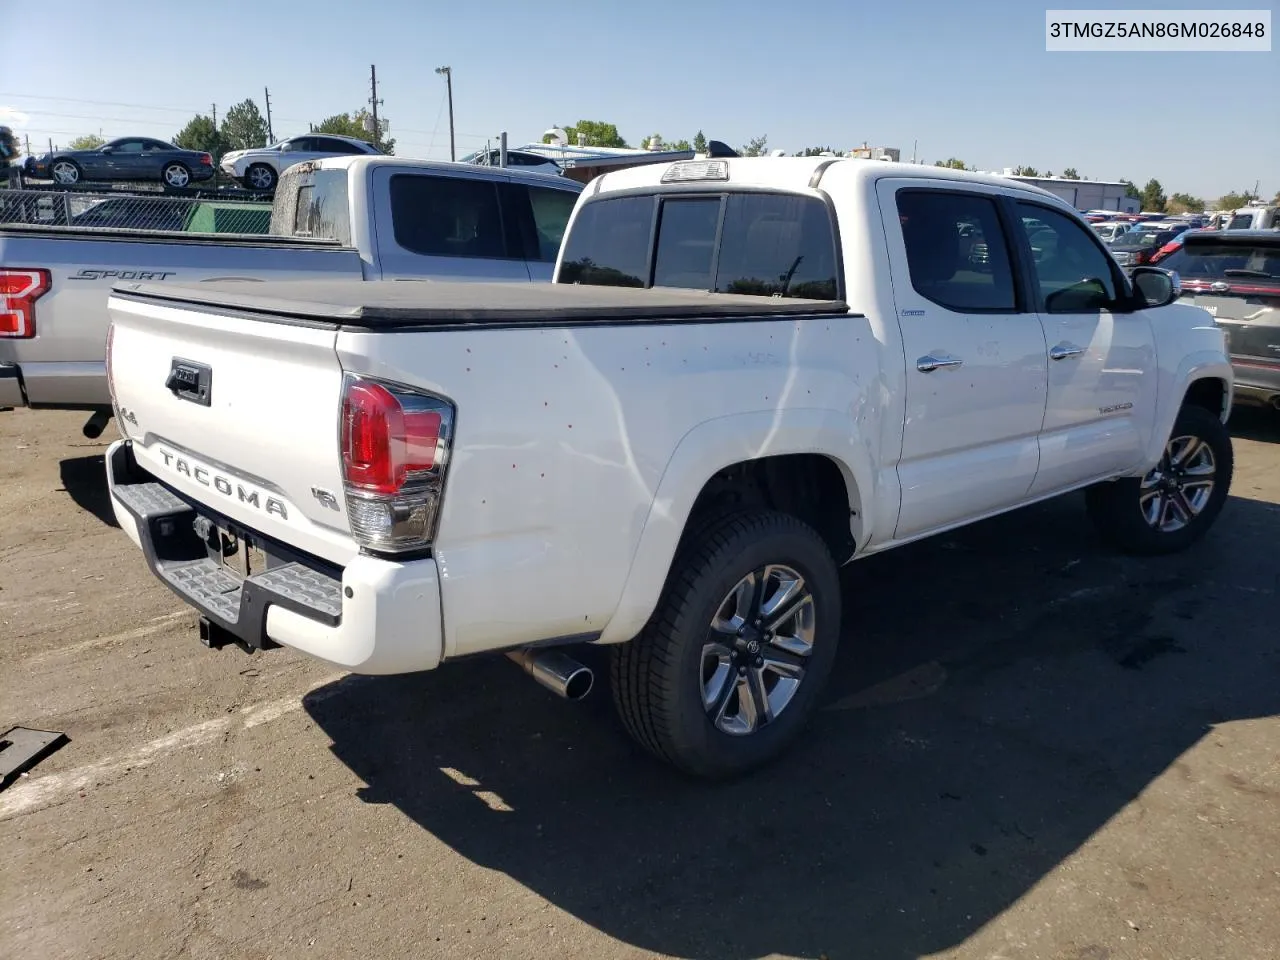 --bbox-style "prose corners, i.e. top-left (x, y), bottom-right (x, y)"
top-left (111, 278), bottom-right (849, 329)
